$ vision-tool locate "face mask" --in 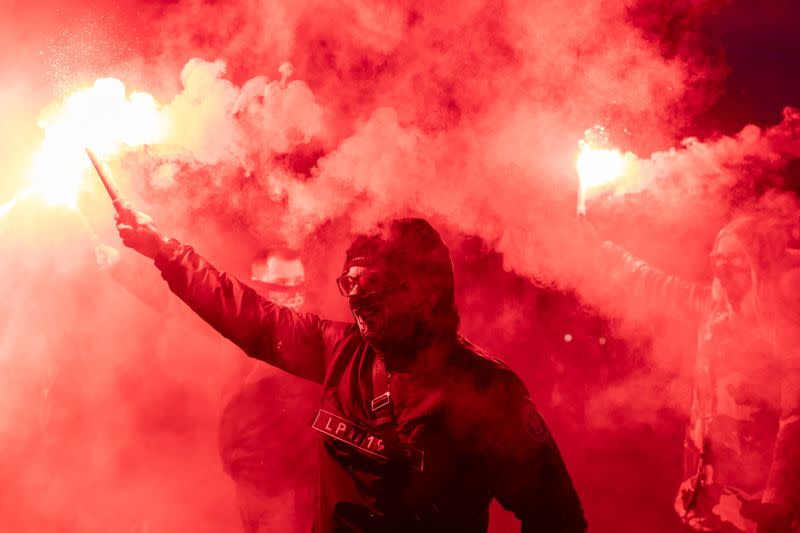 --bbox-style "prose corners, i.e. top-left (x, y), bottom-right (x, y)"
top-left (340, 265), bottom-right (435, 352)
top-left (711, 235), bottom-right (752, 301)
